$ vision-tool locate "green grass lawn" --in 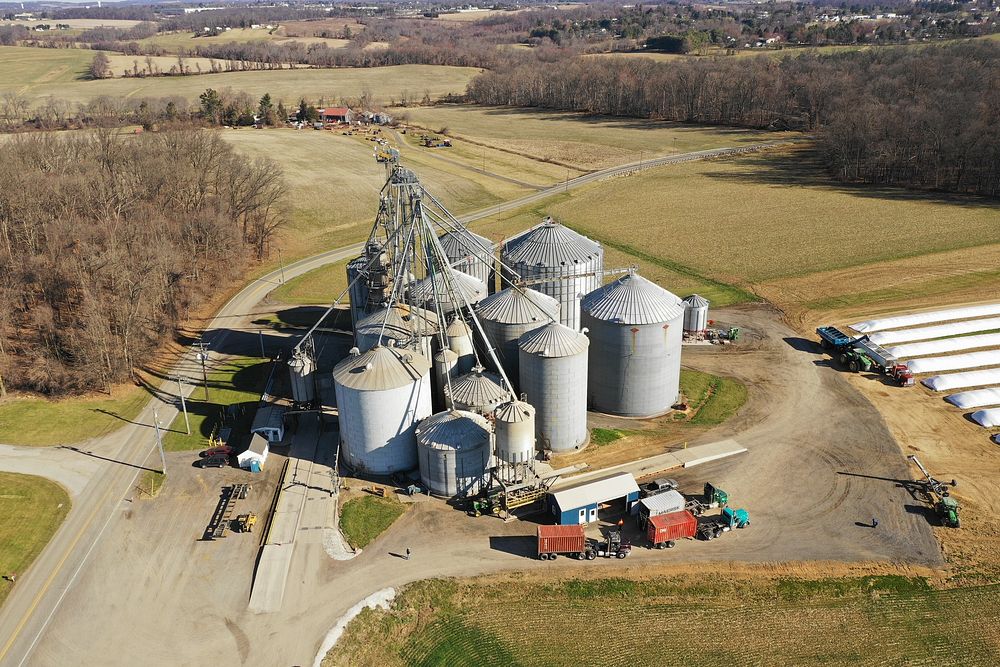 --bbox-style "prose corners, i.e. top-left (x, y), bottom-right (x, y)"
top-left (270, 259), bottom-right (351, 305)
top-left (0, 473), bottom-right (71, 608)
top-left (162, 356), bottom-right (270, 452)
top-left (339, 495), bottom-right (407, 549)
top-left (327, 574), bottom-right (1000, 667)
top-left (0, 45), bottom-right (98, 86)
top-left (679, 369), bottom-right (747, 425)
top-left (0, 386), bottom-right (151, 447)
